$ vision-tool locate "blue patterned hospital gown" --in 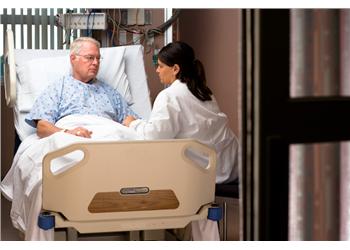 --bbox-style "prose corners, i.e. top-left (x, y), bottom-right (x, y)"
top-left (25, 75), bottom-right (138, 128)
